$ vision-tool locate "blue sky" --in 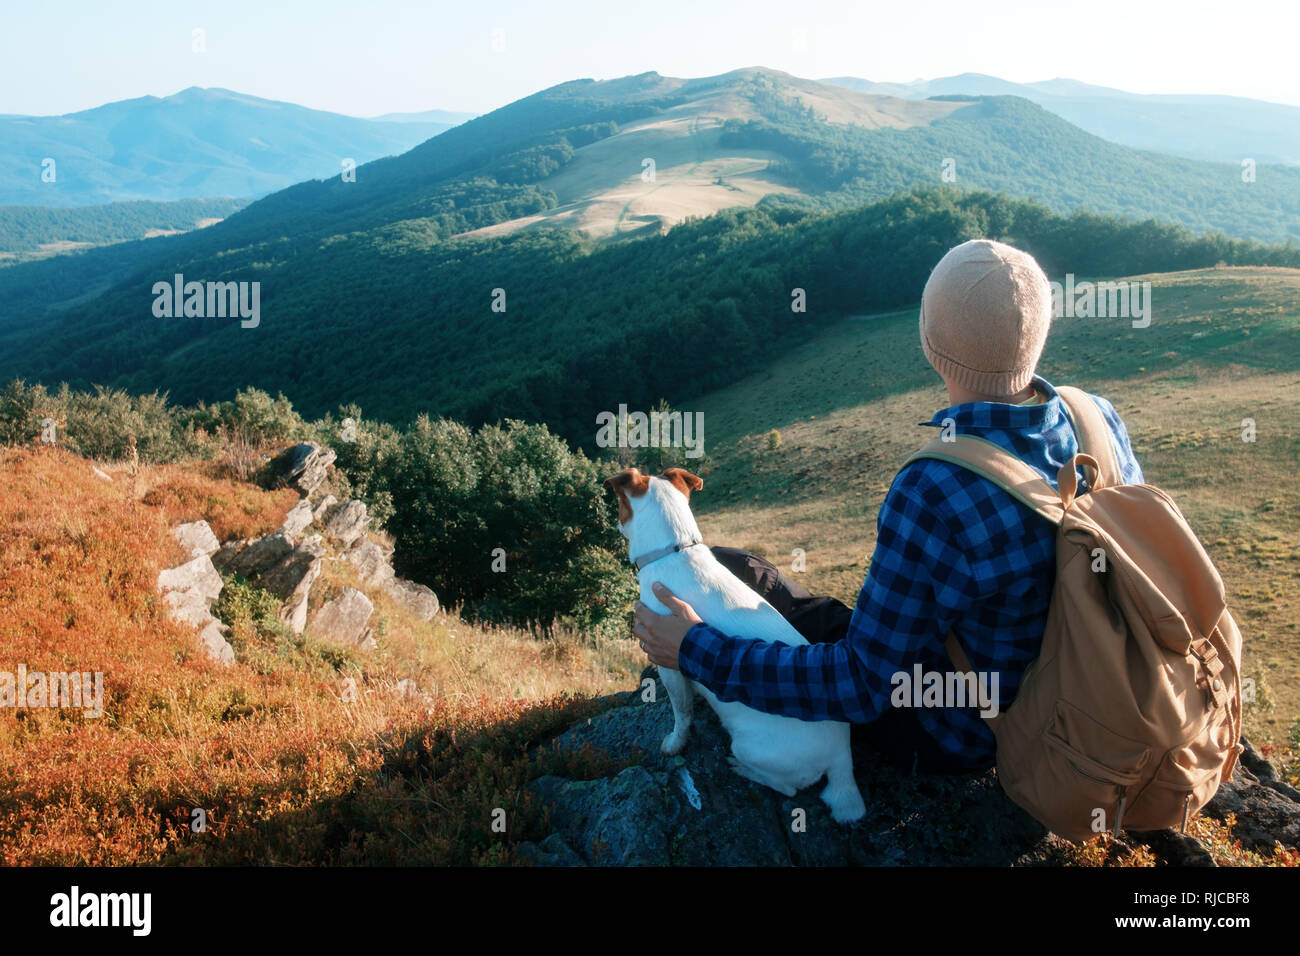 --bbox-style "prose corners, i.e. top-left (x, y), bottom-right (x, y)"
top-left (3, 0), bottom-right (1298, 116)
